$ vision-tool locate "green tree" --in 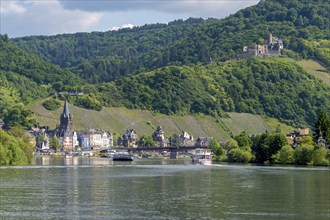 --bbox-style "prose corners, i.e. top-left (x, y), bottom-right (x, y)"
top-left (314, 110), bottom-right (330, 144)
top-left (234, 131), bottom-right (252, 150)
top-left (0, 128), bottom-right (34, 165)
top-left (272, 145), bottom-right (294, 164)
top-left (312, 147), bottom-right (329, 166)
top-left (224, 138), bottom-right (239, 153)
top-left (209, 139), bottom-right (224, 161)
top-left (9, 127), bottom-right (34, 164)
top-left (136, 135), bottom-right (155, 147)
top-left (49, 137), bottom-right (61, 152)
top-left (252, 133), bottom-right (269, 163)
top-left (294, 144), bottom-right (314, 165)
top-left (267, 134), bottom-right (288, 162)
top-left (227, 148), bottom-right (252, 163)
top-left (296, 136), bottom-right (314, 146)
